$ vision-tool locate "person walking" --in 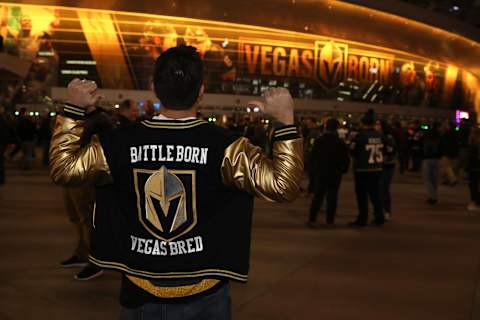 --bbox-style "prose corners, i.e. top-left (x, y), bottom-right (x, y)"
top-left (307, 118), bottom-right (350, 228)
top-left (0, 106), bottom-right (9, 185)
top-left (393, 121), bottom-right (408, 175)
top-left (49, 46), bottom-right (303, 319)
top-left (16, 108), bottom-right (36, 170)
top-left (440, 122), bottom-right (459, 186)
top-left (377, 120), bottom-right (397, 221)
top-left (422, 123), bottom-right (442, 205)
top-left (349, 109), bottom-right (385, 227)
top-left (467, 127), bottom-right (480, 211)
top-left (304, 117), bottom-right (321, 195)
